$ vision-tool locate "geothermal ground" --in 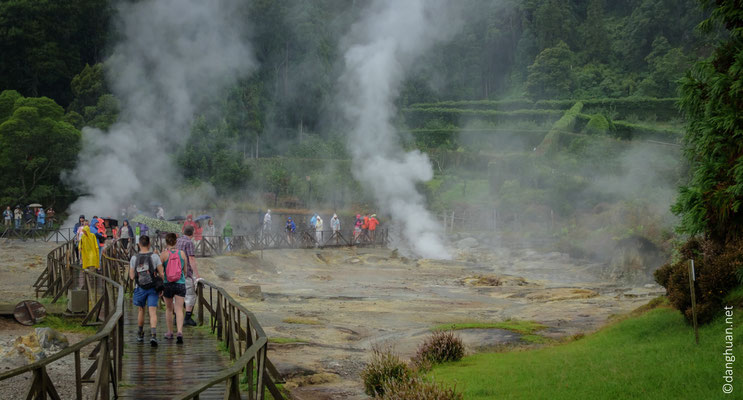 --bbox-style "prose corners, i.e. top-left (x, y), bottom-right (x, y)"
top-left (195, 239), bottom-right (664, 399)
top-left (0, 238), bottom-right (664, 399)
